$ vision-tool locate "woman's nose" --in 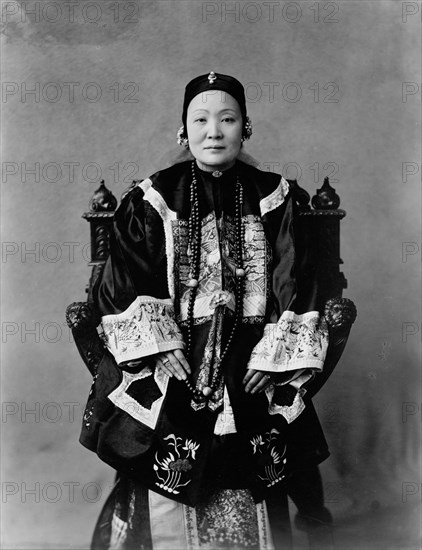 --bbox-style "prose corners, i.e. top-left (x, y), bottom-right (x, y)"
top-left (207, 120), bottom-right (223, 139)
